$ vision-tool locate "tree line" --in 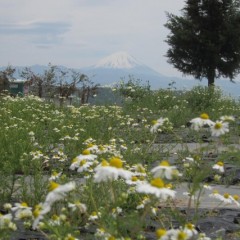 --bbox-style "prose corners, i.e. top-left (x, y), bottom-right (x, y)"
top-left (0, 64), bottom-right (99, 105)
